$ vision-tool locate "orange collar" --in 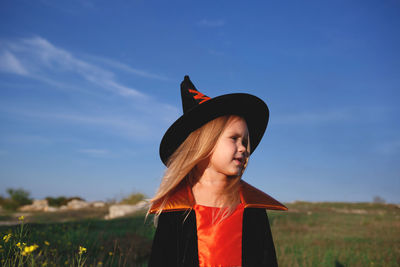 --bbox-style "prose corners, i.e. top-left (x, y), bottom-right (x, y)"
top-left (149, 180), bottom-right (287, 213)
